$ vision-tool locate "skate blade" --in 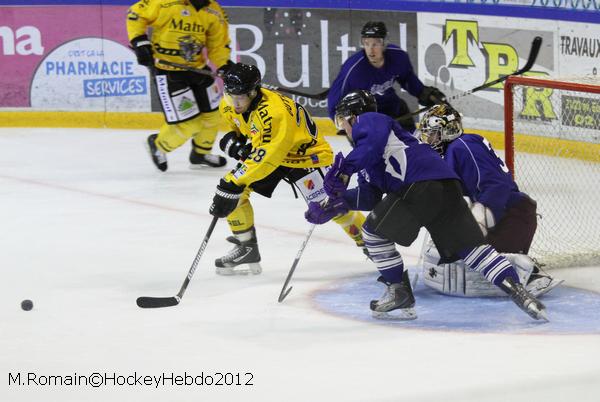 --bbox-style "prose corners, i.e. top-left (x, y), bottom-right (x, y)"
top-left (216, 263), bottom-right (262, 276)
top-left (372, 307), bottom-right (417, 321)
top-left (529, 278), bottom-right (564, 298)
top-left (538, 309), bottom-right (549, 322)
